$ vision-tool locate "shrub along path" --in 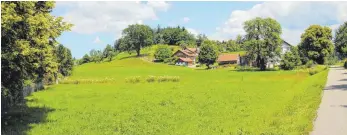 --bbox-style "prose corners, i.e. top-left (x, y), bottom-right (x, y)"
top-left (311, 66), bottom-right (347, 135)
